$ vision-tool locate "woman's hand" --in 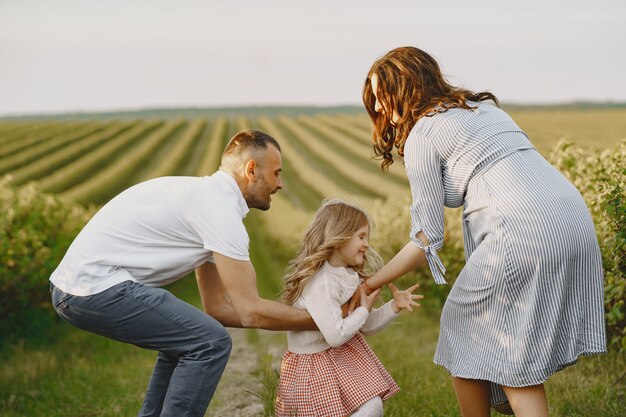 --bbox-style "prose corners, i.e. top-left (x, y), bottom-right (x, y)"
top-left (389, 282), bottom-right (423, 313)
top-left (359, 285), bottom-right (380, 312)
